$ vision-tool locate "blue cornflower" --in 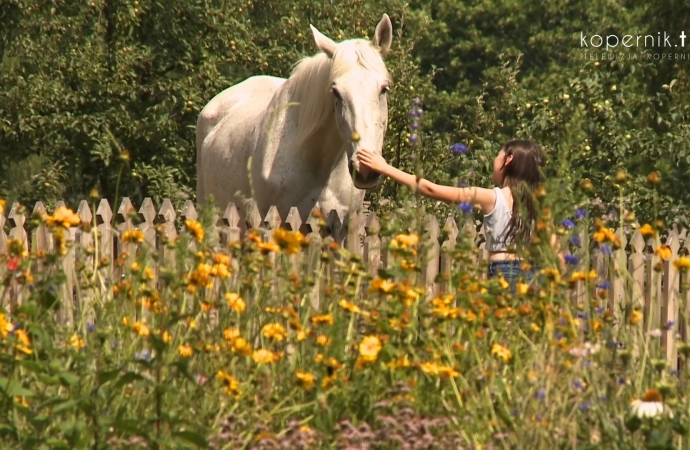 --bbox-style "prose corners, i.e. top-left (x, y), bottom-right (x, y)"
top-left (458, 180), bottom-right (467, 188)
top-left (573, 380), bottom-right (585, 389)
top-left (87, 323), bottom-right (96, 333)
top-left (600, 244), bottom-right (611, 255)
top-left (569, 235), bottom-right (582, 246)
top-left (451, 143), bottom-right (468, 154)
top-left (561, 218), bottom-right (575, 229)
top-left (565, 254), bottom-right (579, 265)
top-left (598, 280), bottom-right (611, 289)
top-left (665, 320), bottom-right (675, 330)
top-left (534, 388), bottom-right (546, 400)
top-left (575, 208), bottom-right (586, 219)
top-left (458, 202), bottom-right (472, 214)
top-left (578, 402), bottom-right (591, 412)
top-left (135, 350), bottom-right (151, 362)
